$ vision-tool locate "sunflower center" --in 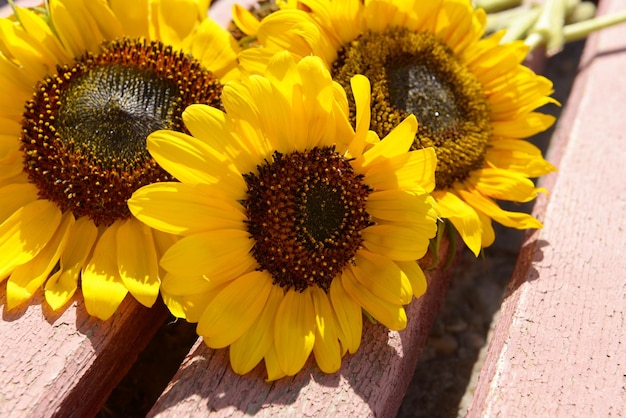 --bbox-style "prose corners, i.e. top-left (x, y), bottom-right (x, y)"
top-left (332, 28), bottom-right (492, 189)
top-left (20, 38), bottom-right (223, 226)
top-left (243, 146), bottom-right (372, 292)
